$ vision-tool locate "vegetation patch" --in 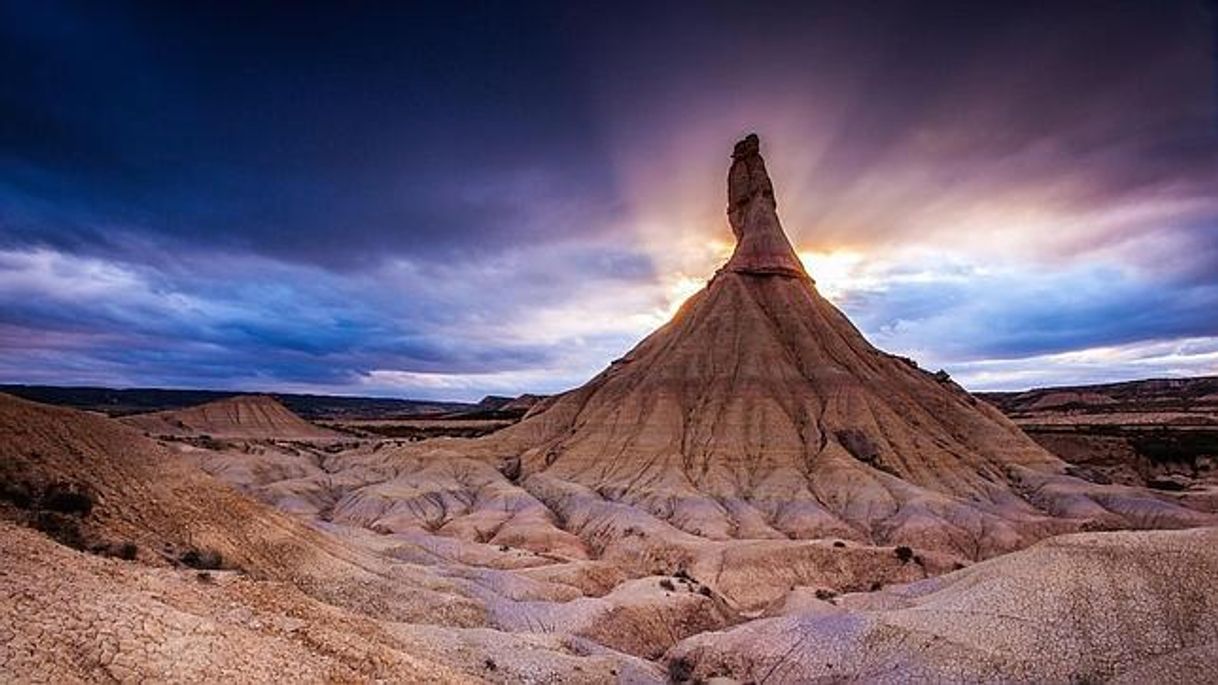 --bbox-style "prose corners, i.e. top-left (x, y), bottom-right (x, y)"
top-left (1131, 429), bottom-right (1218, 467)
top-left (112, 542), bottom-right (138, 560)
top-left (32, 511), bottom-right (86, 550)
top-left (180, 548), bottom-right (225, 570)
top-left (0, 477), bottom-right (100, 552)
top-left (667, 656), bottom-right (694, 683)
top-left (42, 484), bottom-right (94, 516)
